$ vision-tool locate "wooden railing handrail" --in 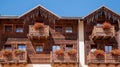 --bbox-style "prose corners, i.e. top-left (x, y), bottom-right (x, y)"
top-left (90, 26), bottom-right (115, 40)
top-left (28, 25), bottom-right (49, 36)
top-left (51, 51), bottom-right (78, 63)
top-left (88, 52), bottom-right (120, 63)
top-left (0, 50), bottom-right (27, 63)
